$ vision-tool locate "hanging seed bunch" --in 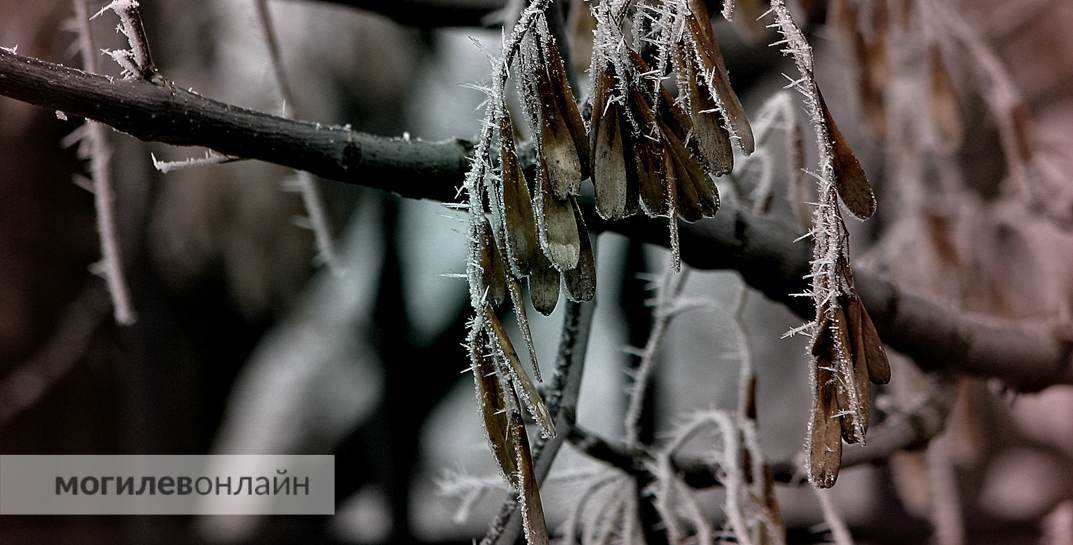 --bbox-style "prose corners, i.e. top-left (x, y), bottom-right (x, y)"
top-left (586, 0), bottom-right (755, 268)
top-left (764, 0), bottom-right (890, 488)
